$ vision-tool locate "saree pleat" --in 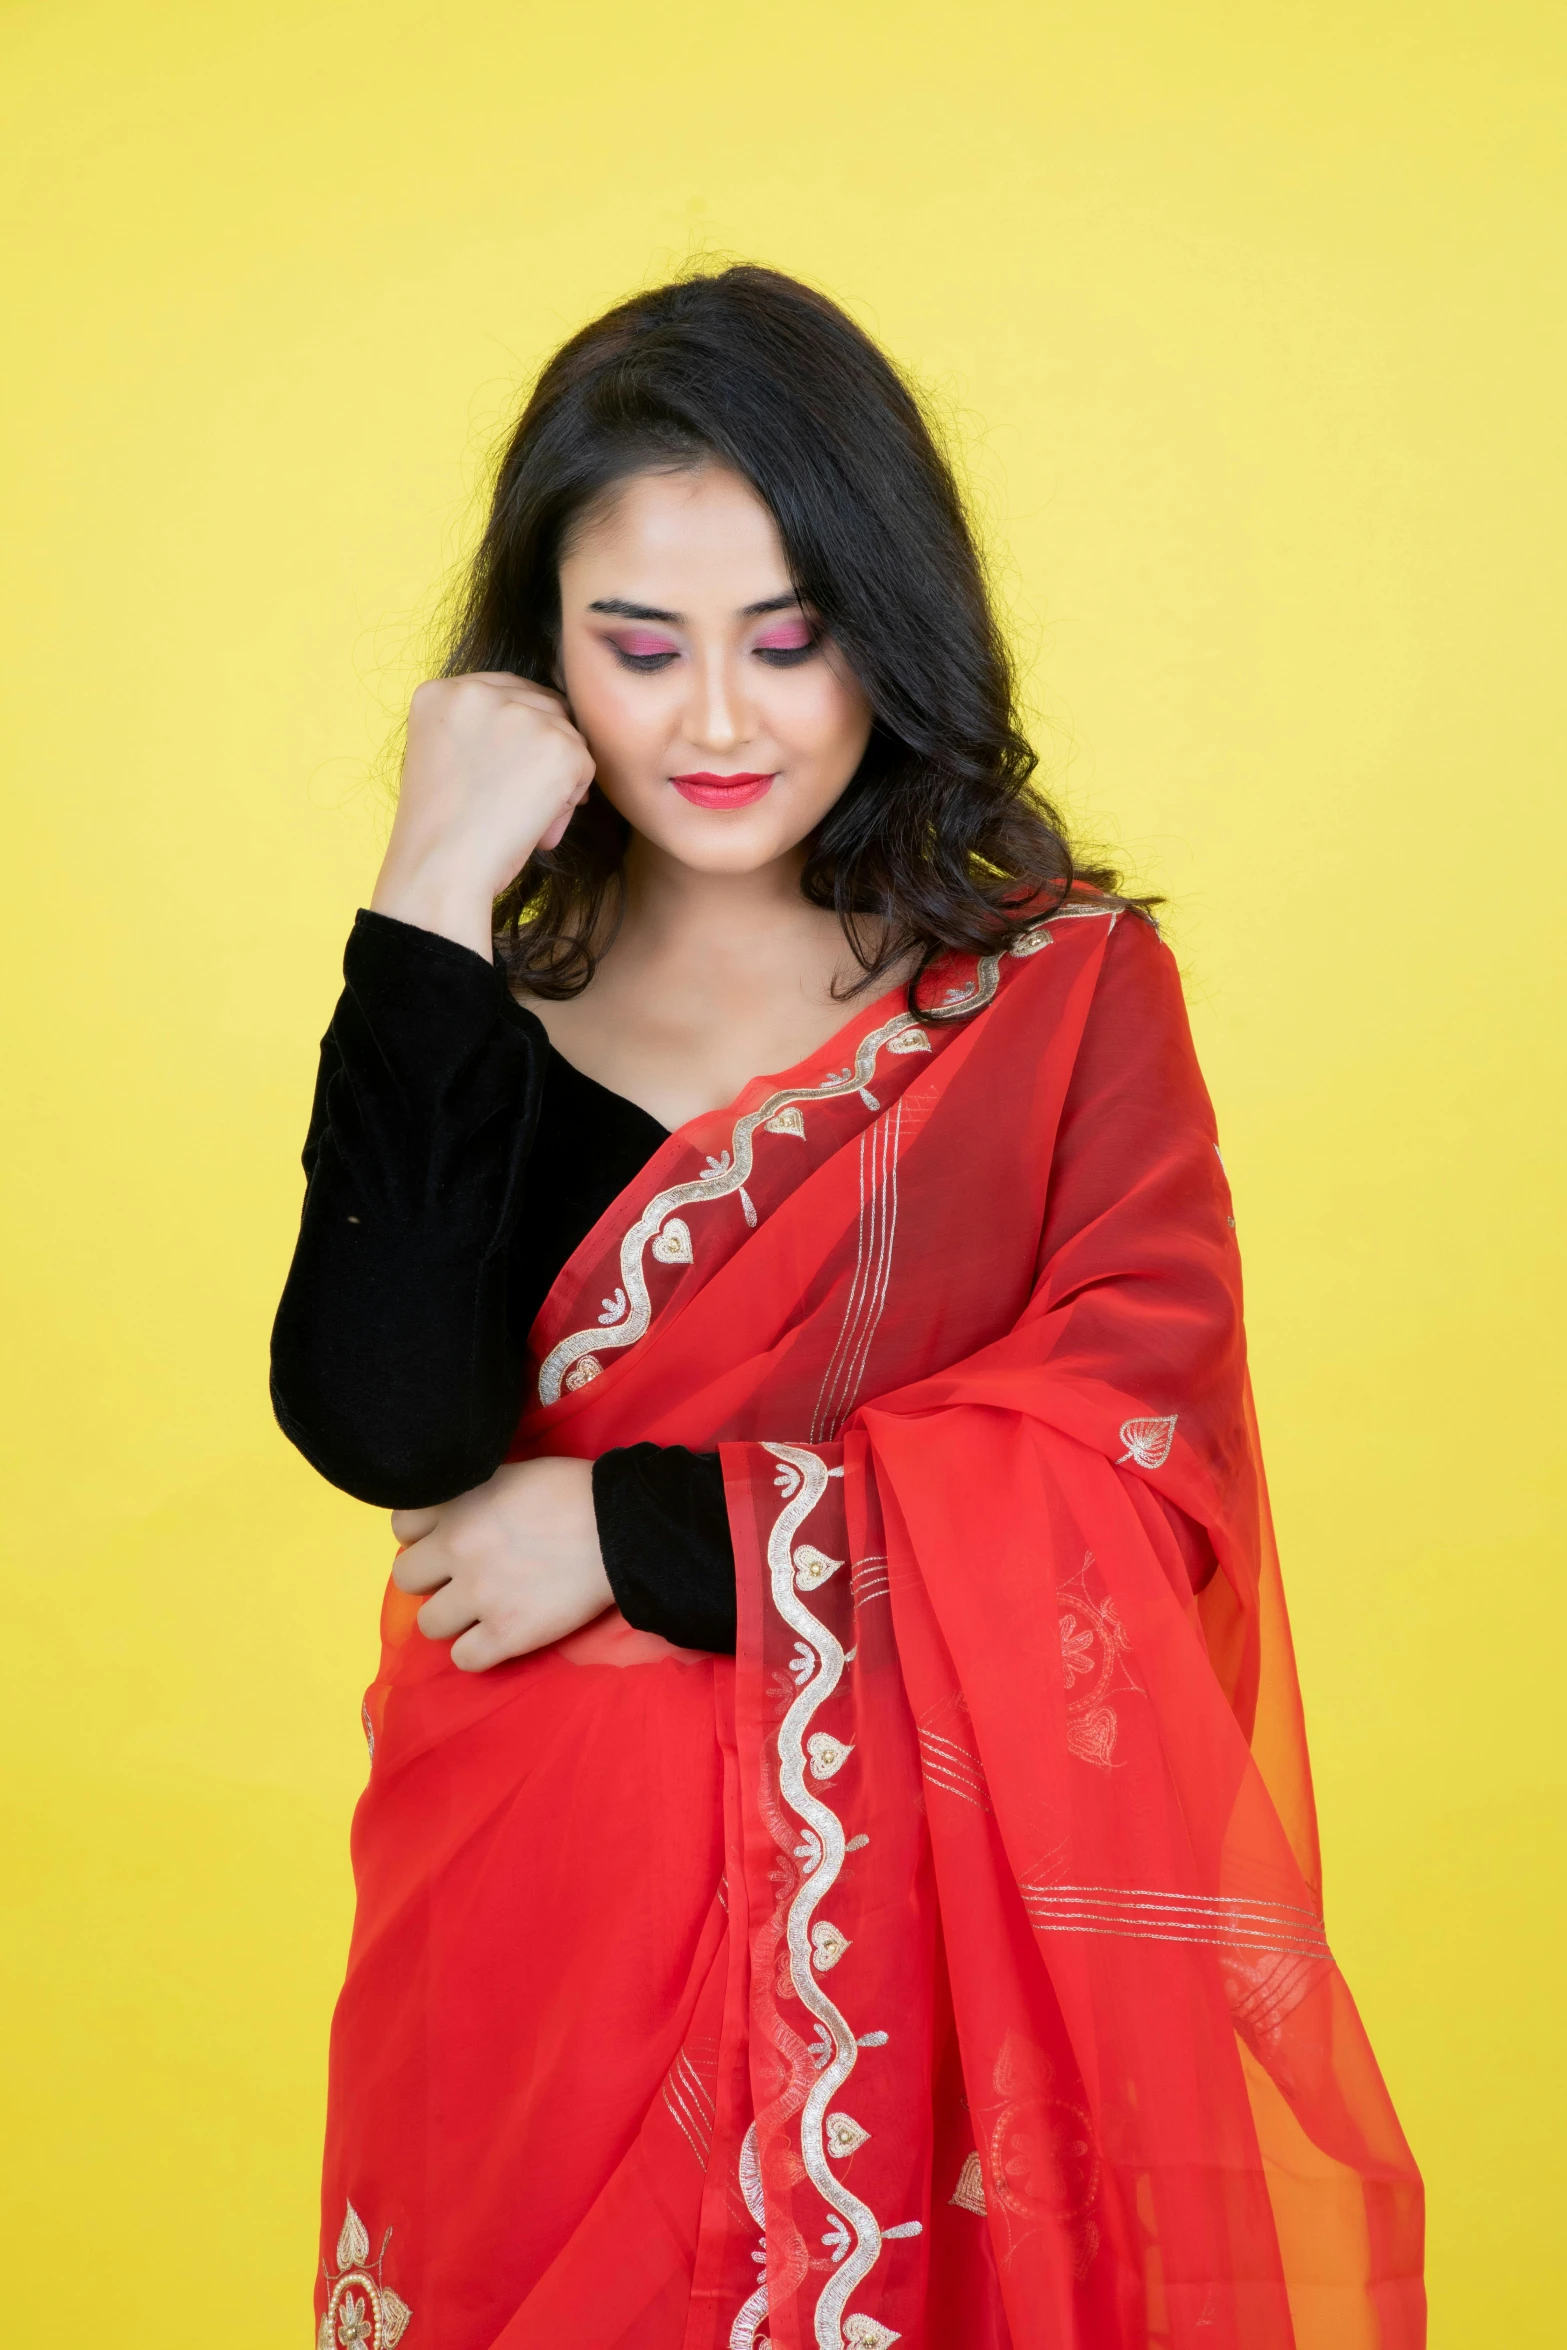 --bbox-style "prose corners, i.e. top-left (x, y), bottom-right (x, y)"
top-left (317, 901), bottom-right (1422, 2349)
